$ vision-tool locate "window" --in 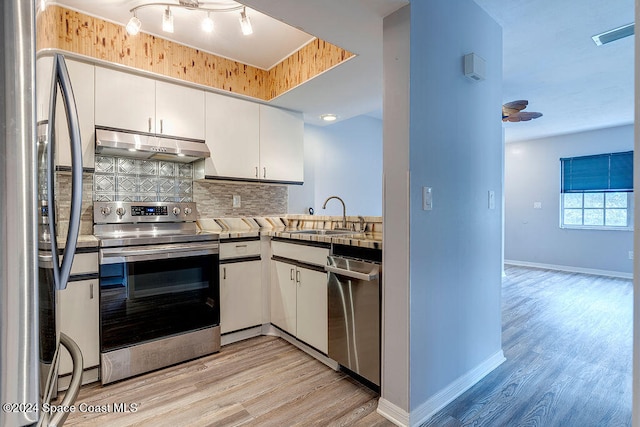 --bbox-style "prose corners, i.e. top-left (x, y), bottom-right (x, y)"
top-left (560, 151), bottom-right (633, 230)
